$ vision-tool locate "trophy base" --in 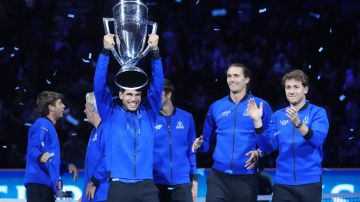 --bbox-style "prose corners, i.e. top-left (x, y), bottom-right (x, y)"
top-left (115, 66), bottom-right (149, 90)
